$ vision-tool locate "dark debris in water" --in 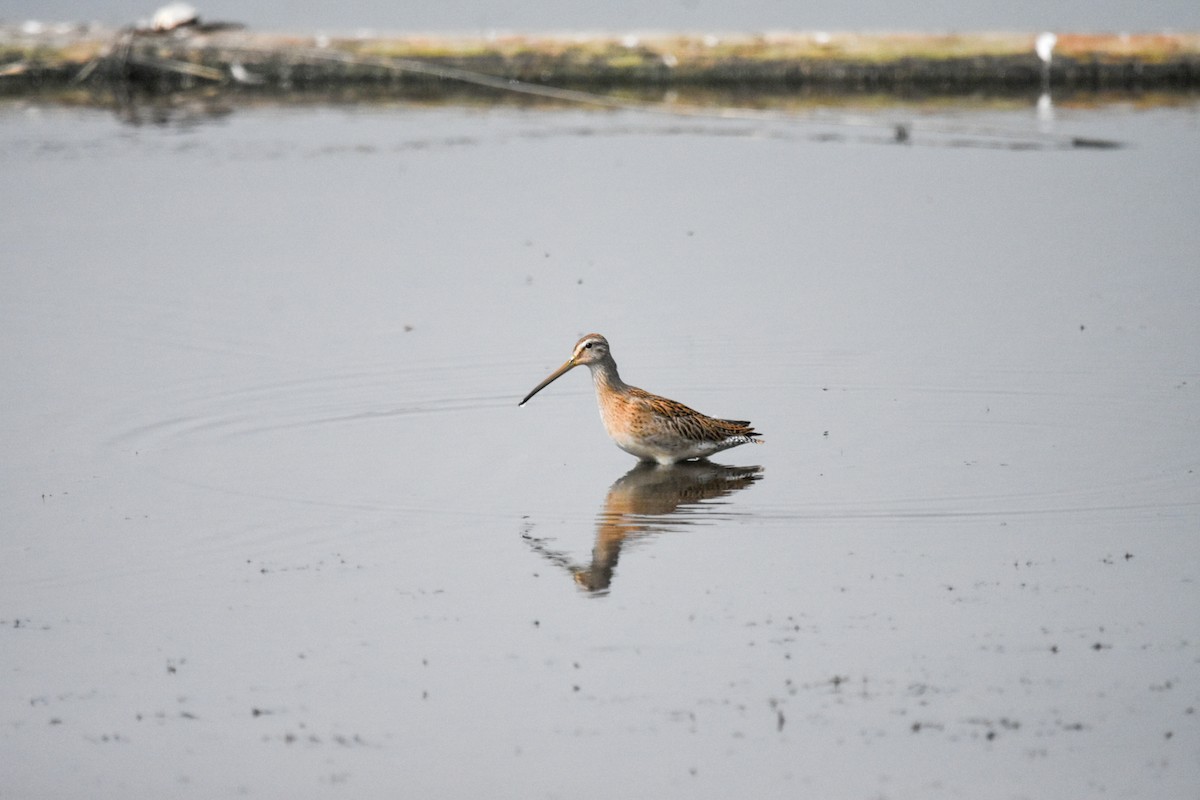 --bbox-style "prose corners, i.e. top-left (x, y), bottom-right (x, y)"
top-left (265, 729), bottom-right (377, 748)
top-left (1071, 136), bottom-right (1123, 149)
top-left (2, 617), bottom-right (52, 631)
